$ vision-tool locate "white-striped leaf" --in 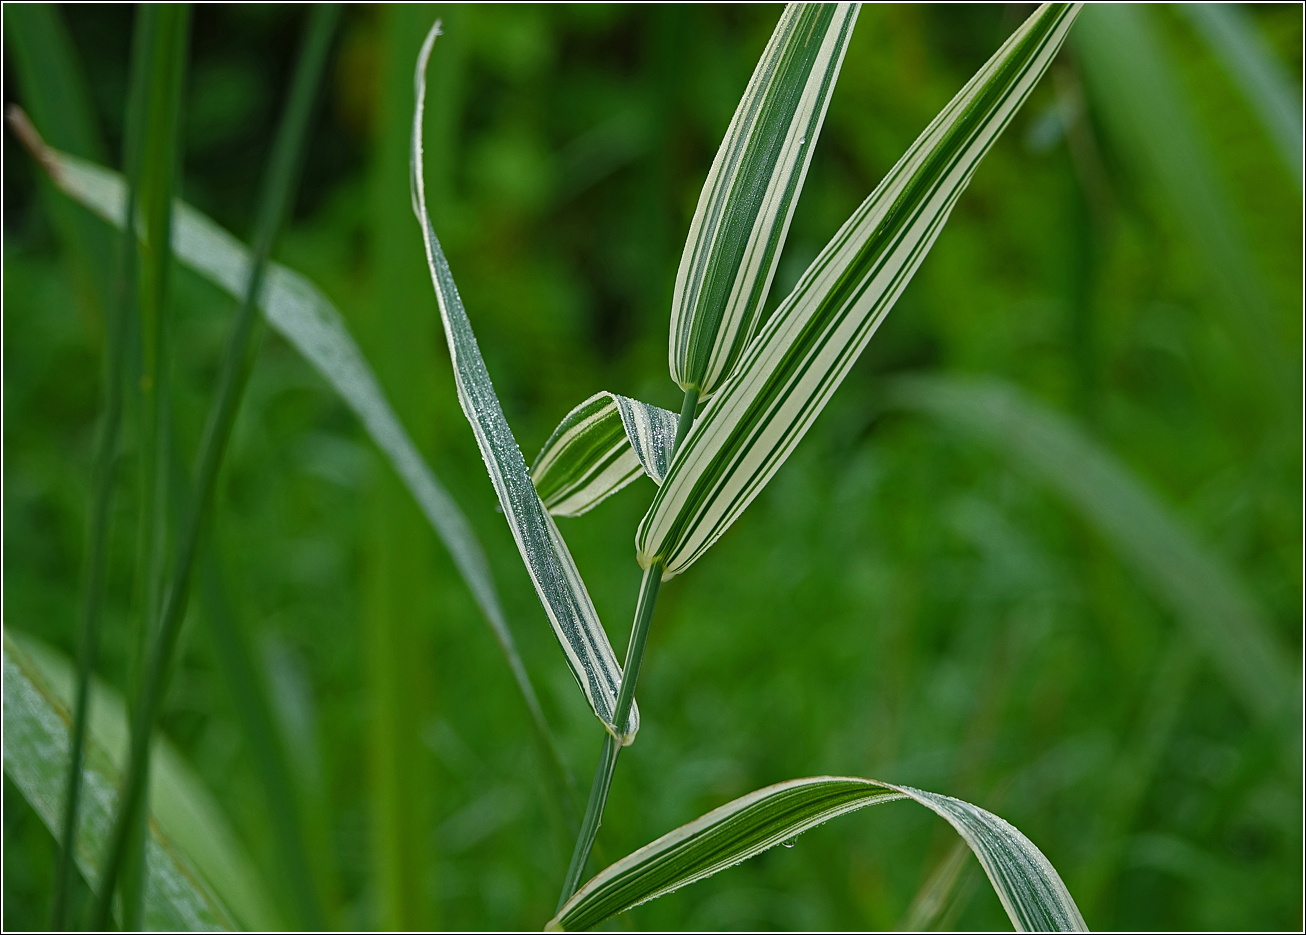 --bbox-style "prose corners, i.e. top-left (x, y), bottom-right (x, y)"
top-left (638, 3), bottom-right (1082, 579)
top-left (669, 3), bottom-right (858, 399)
top-left (531, 392), bottom-right (678, 517)
top-left (11, 117), bottom-right (576, 767)
top-left (549, 775), bottom-right (1087, 932)
top-left (4, 631), bottom-right (281, 931)
top-left (412, 24), bottom-right (636, 742)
